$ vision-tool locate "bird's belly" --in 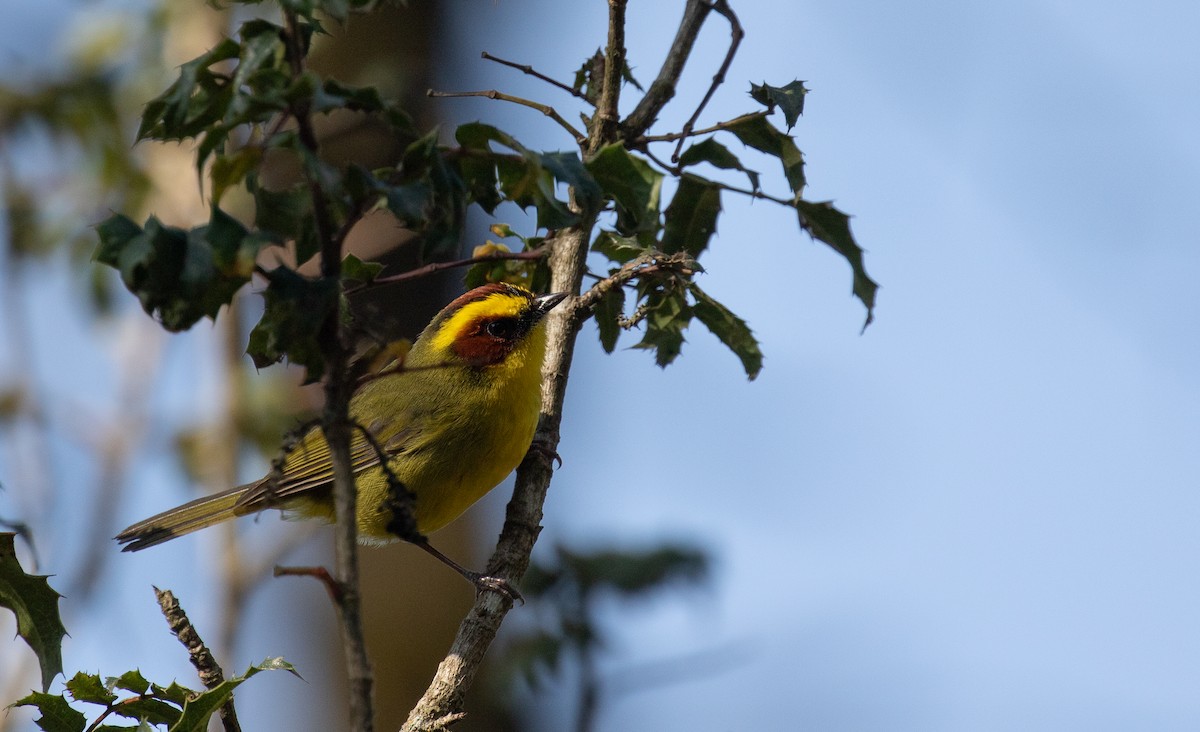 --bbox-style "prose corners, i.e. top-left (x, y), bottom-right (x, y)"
top-left (355, 404), bottom-right (538, 540)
